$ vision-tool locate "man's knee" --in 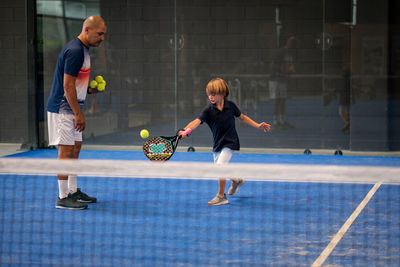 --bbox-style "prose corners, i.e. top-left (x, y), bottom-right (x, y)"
top-left (73, 142), bottom-right (82, 158)
top-left (58, 145), bottom-right (75, 159)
